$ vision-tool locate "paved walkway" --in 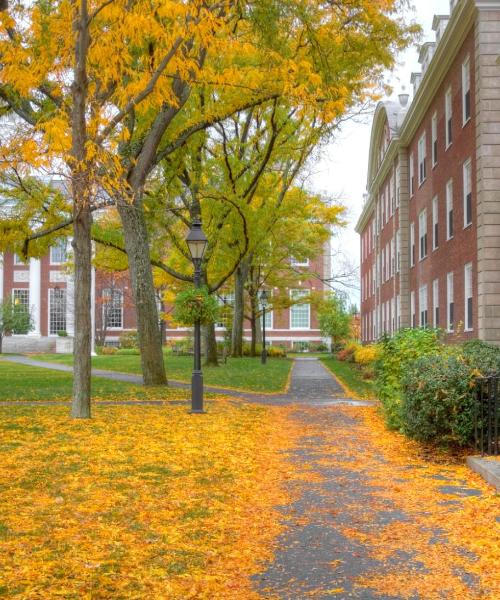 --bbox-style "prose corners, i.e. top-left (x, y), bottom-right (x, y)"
top-left (1, 355), bottom-right (371, 407)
